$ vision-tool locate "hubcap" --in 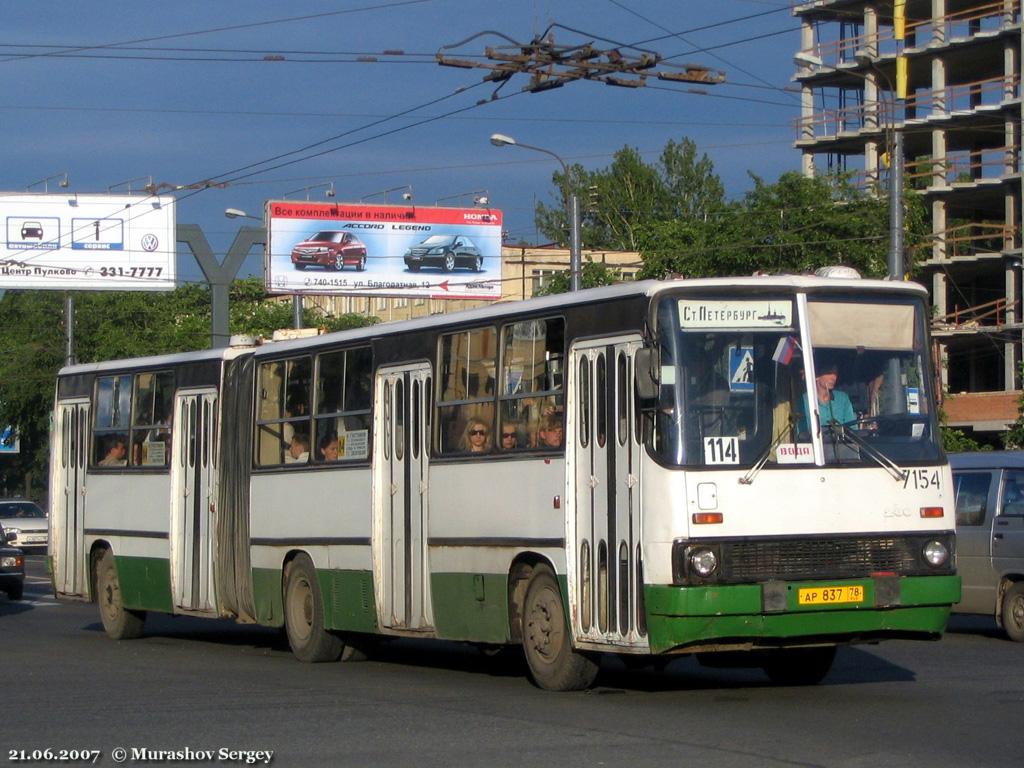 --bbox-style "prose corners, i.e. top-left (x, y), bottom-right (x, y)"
top-left (1011, 594), bottom-right (1024, 629)
top-left (527, 587), bottom-right (562, 663)
top-left (289, 577), bottom-right (314, 641)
